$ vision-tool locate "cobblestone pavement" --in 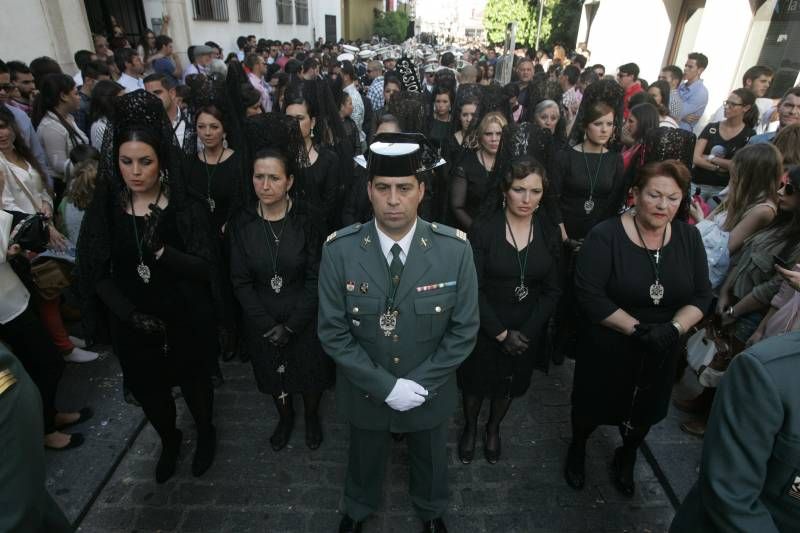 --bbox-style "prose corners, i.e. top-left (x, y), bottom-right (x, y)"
top-left (78, 359), bottom-right (675, 532)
